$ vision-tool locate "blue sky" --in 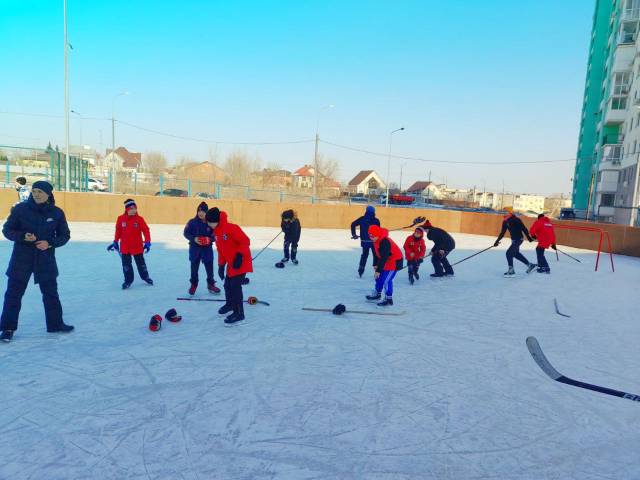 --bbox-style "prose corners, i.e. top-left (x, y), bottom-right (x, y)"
top-left (1, 0), bottom-right (594, 195)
